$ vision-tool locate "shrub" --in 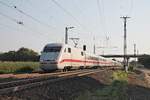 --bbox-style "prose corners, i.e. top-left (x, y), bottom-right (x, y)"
top-left (112, 71), bottom-right (128, 81)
